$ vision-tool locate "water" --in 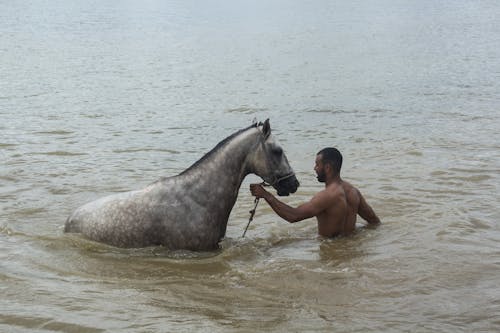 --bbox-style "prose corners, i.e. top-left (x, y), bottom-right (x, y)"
top-left (1, 0), bottom-right (500, 332)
